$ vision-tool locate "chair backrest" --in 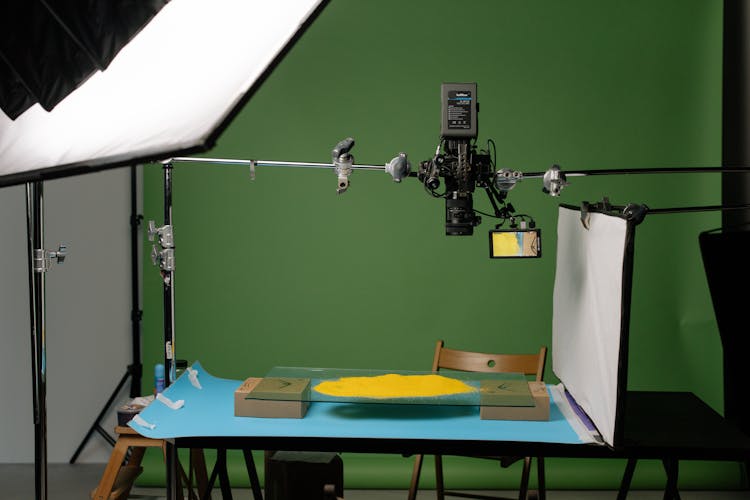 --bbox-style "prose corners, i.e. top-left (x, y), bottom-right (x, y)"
top-left (432, 340), bottom-right (547, 382)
